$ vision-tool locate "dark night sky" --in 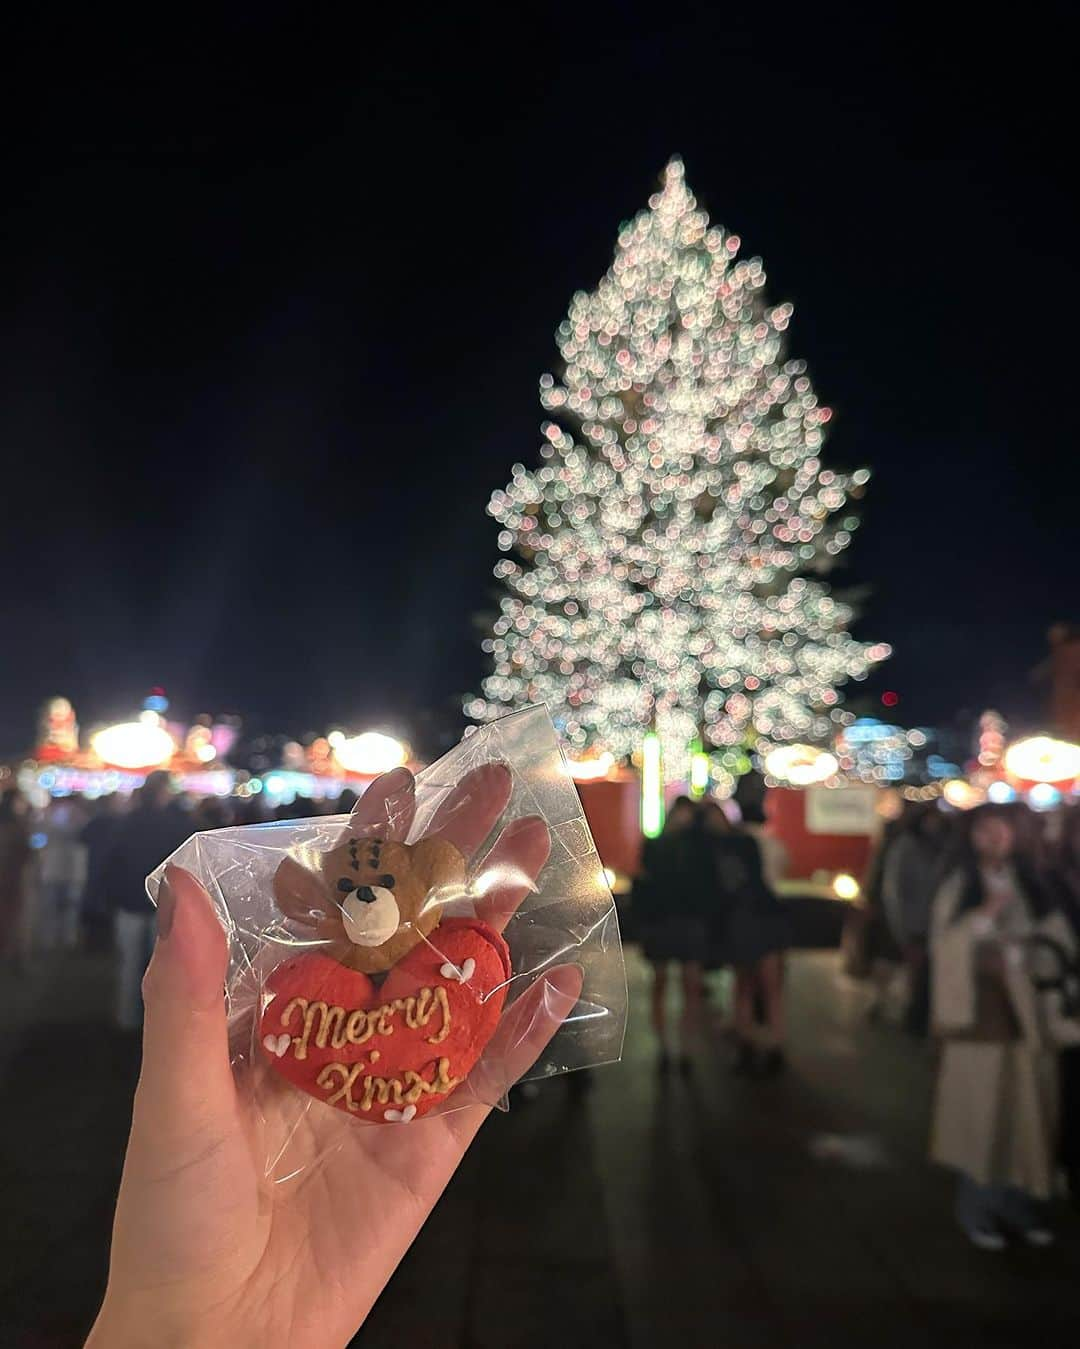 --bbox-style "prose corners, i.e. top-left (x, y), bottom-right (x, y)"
top-left (1, 7), bottom-right (1075, 756)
